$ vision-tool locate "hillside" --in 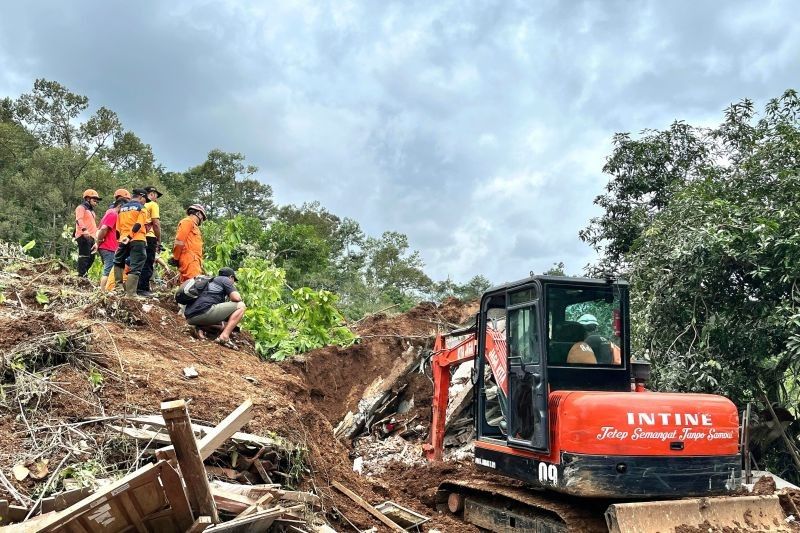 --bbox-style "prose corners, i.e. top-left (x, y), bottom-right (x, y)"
top-left (0, 258), bottom-right (496, 531)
